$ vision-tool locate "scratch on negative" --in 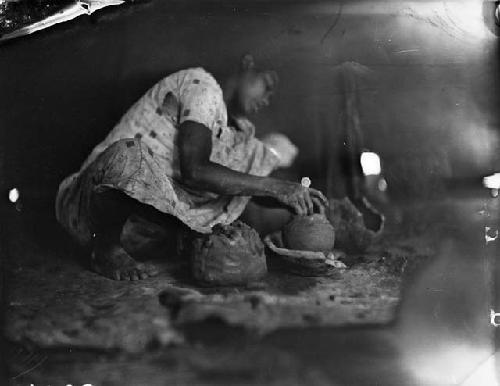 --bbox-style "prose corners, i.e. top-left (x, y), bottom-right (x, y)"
top-left (320, 3), bottom-right (343, 44)
top-left (11, 355), bottom-right (47, 380)
top-left (394, 49), bottom-right (420, 54)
